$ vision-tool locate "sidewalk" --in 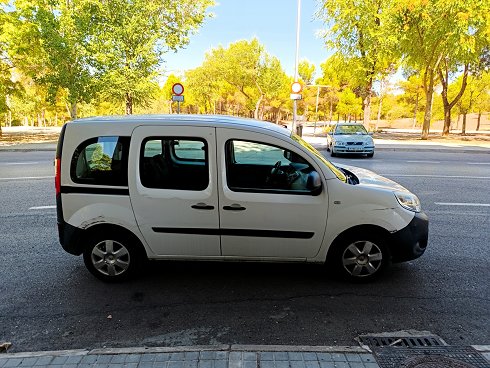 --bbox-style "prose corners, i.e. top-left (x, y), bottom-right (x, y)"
top-left (1, 345), bottom-right (489, 368)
